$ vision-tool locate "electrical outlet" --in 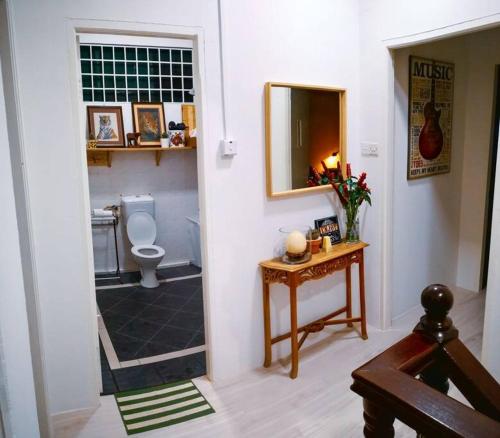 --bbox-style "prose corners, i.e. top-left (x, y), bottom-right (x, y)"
top-left (361, 142), bottom-right (379, 156)
top-left (222, 139), bottom-right (237, 156)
